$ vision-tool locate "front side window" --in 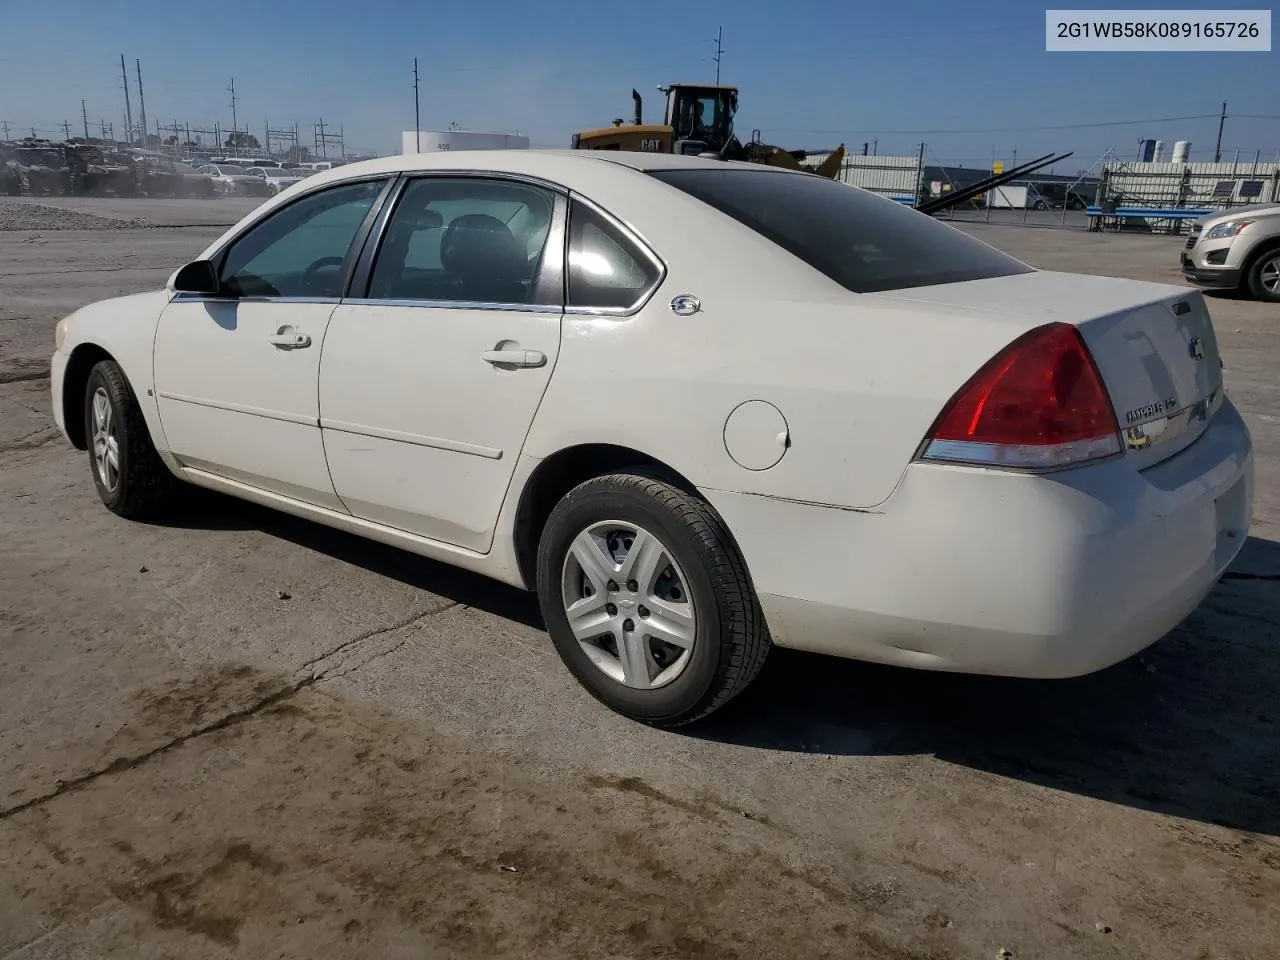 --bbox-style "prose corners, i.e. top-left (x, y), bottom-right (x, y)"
top-left (219, 178), bottom-right (384, 299)
top-left (366, 177), bottom-right (556, 306)
top-left (566, 200), bottom-right (662, 311)
top-left (649, 167), bottom-right (1032, 294)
